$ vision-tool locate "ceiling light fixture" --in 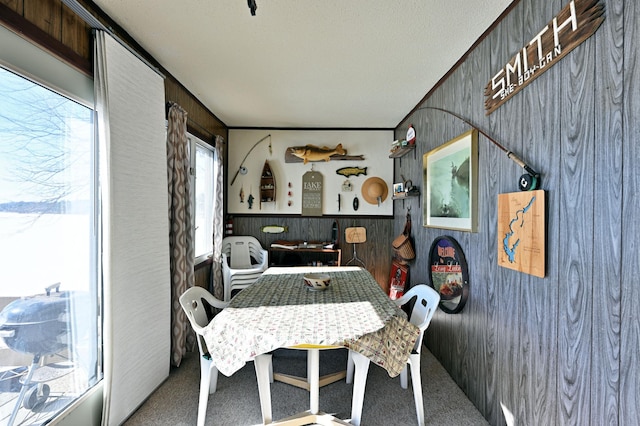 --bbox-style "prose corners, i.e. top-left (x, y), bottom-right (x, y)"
top-left (248, 0), bottom-right (257, 15)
